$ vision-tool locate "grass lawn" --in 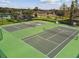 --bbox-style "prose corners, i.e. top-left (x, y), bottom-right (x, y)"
top-left (0, 19), bottom-right (14, 25)
top-left (0, 19), bottom-right (23, 26)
